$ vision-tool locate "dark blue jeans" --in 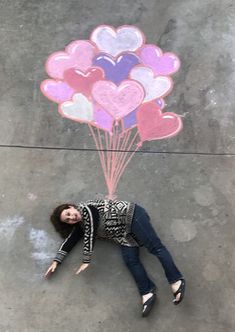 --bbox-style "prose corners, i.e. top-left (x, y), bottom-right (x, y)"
top-left (121, 205), bottom-right (183, 295)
